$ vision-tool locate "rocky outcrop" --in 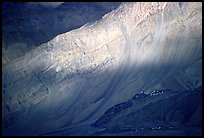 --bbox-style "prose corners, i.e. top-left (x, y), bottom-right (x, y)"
top-left (92, 87), bottom-right (202, 129)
